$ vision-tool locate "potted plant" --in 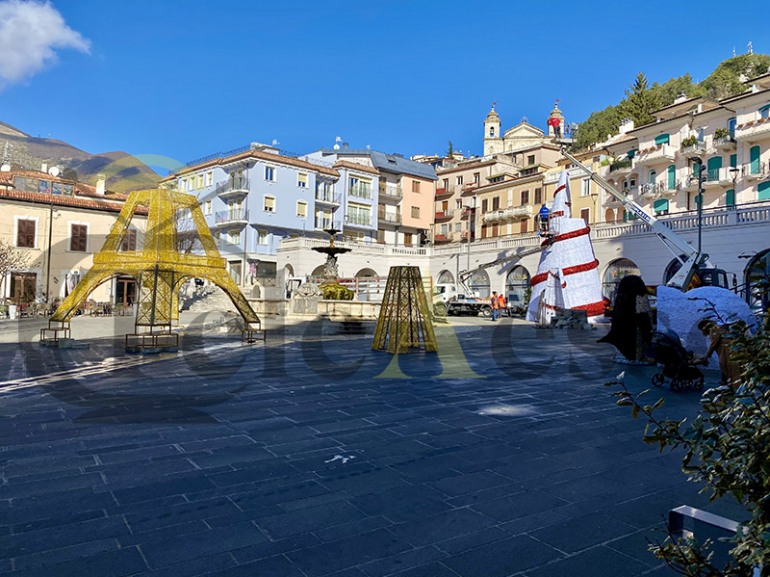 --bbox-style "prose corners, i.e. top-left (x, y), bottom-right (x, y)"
top-left (714, 127), bottom-right (730, 140)
top-left (681, 135), bottom-right (699, 149)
